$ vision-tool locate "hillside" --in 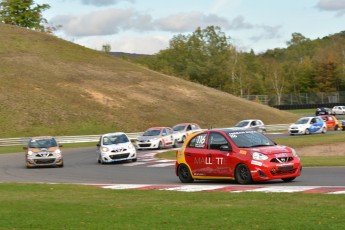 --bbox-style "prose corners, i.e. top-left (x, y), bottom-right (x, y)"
top-left (0, 24), bottom-right (299, 137)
